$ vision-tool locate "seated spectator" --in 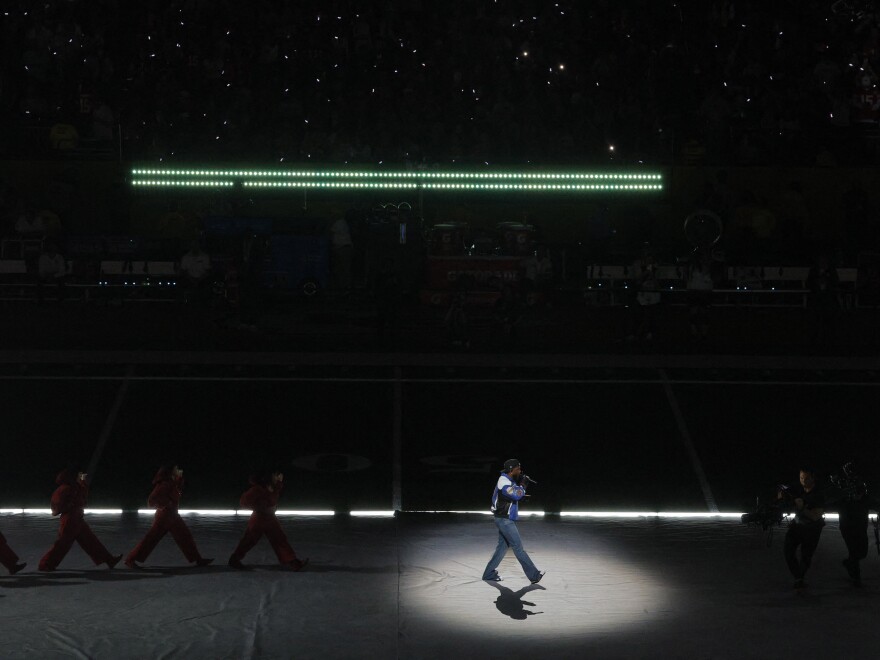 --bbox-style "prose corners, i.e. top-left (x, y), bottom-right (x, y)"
top-left (521, 245), bottom-right (554, 293)
top-left (36, 242), bottom-right (67, 303)
top-left (733, 265), bottom-right (764, 290)
top-left (329, 216), bottom-right (353, 292)
top-left (687, 249), bottom-right (716, 341)
top-left (729, 264), bottom-right (764, 307)
top-left (628, 253), bottom-right (661, 342)
top-left (856, 260), bottom-right (880, 308)
top-left (91, 97), bottom-right (115, 142)
top-left (179, 241), bottom-right (212, 304)
top-left (49, 123), bottom-right (79, 150)
top-left (374, 257), bottom-right (401, 347)
top-left (807, 253), bottom-right (840, 348)
top-left (444, 292), bottom-right (470, 350)
top-left (15, 206), bottom-right (44, 238)
top-left (494, 284), bottom-right (523, 348)
top-left (35, 208), bottom-right (63, 243)
top-left (15, 206), bottom-right (45, 270)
